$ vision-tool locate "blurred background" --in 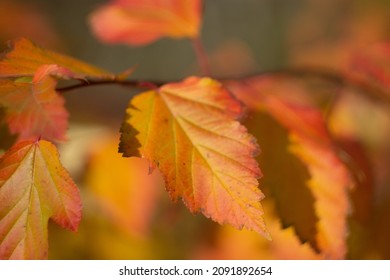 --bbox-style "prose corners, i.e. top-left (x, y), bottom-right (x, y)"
top-left (1, 0), bottom-right (390, 259)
